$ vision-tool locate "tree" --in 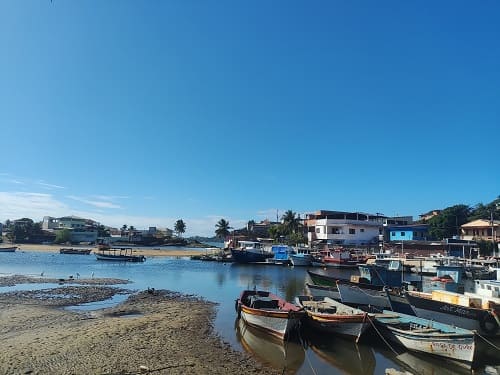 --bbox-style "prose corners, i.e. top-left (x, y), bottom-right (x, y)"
top-left (427, 204), bottom-right (471, 240)
top-left (54, 229), bottom-right (72, 244)
top-left (121, 224), bottom-right (128, 235)
top-left (281, 210), bottom-right (300, 234)
top-left (174, 219), bottom-right (186, 237)
top-left (215, 219), bottom-right (231, 240)
top-left (97, 225), bottom-right (110, 237)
